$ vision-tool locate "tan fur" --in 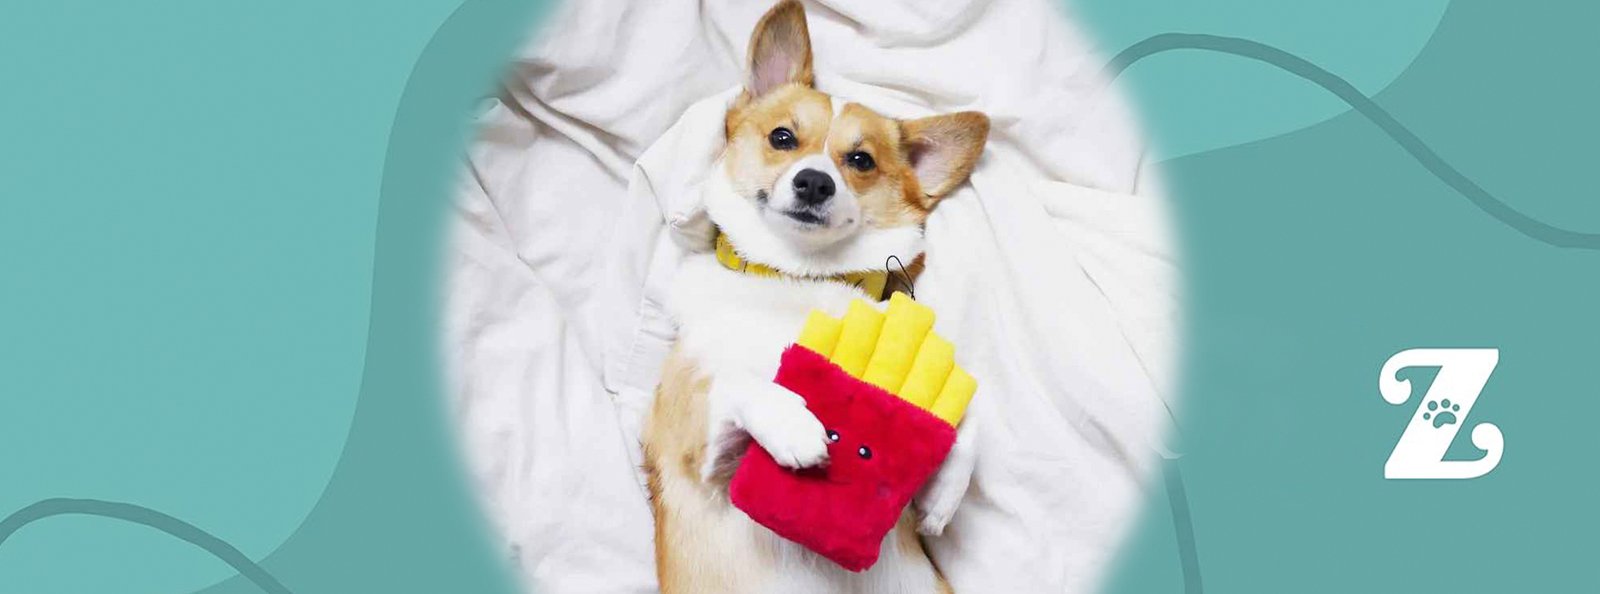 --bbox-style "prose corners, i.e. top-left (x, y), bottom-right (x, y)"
top-left (895, 513), bottom-right (956, 594)
top-left (831, 103), bottom-right (923, 227)
top-left (645, 349), bottom-right (771, 593)
top-left (723, 83), bottom-right (834, 200)
top-left (900, 112), bottom-right (991, 205)
top-left (744, 0), bottom-right (813, 94)
top-left (723, 83), bottom-right (987, 233)
top-left (723, 88), bottom-right (988, 231)
top-left (646, 2), bottom-right (984, 591)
